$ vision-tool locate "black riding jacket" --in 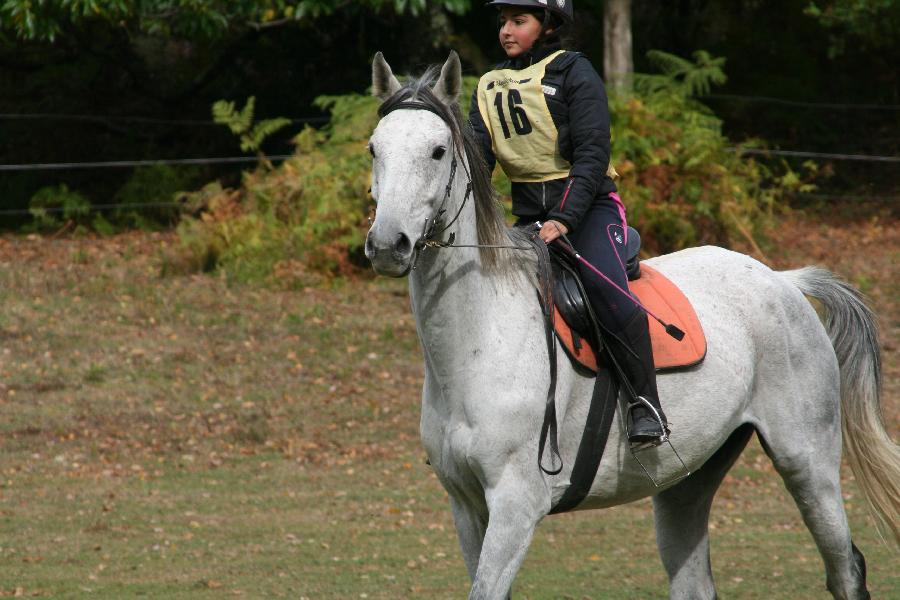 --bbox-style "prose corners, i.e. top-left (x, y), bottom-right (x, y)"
top-left (468, 44), bottom-right (617, 232)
